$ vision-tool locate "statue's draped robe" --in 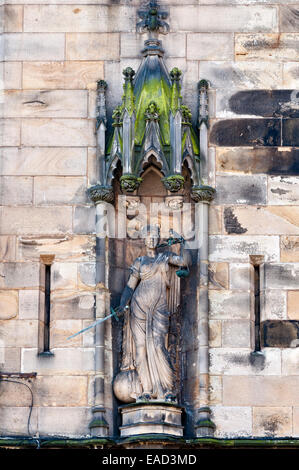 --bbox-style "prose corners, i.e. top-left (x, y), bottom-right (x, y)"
top-left (120, 252), bottom-right (181, 400)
